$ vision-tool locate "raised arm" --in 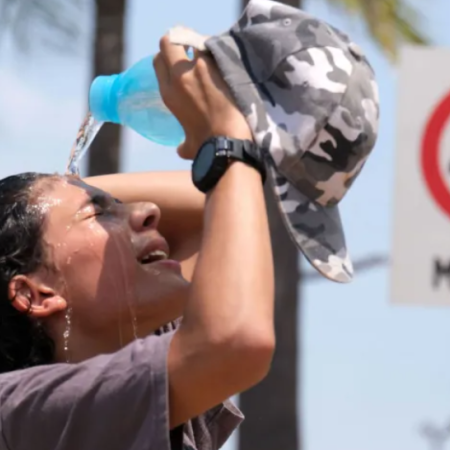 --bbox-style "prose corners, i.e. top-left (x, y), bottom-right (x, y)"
top-left (153, 38), bottom-right (275, 428)
top-left (85, 171), bottom-right (204, 280)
